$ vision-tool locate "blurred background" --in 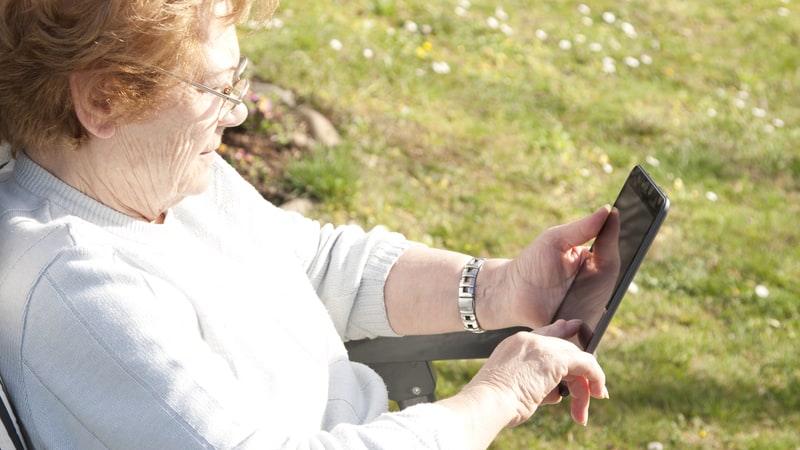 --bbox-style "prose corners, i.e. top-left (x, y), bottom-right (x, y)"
top-left (223, 1), bottom-right (799, 448)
